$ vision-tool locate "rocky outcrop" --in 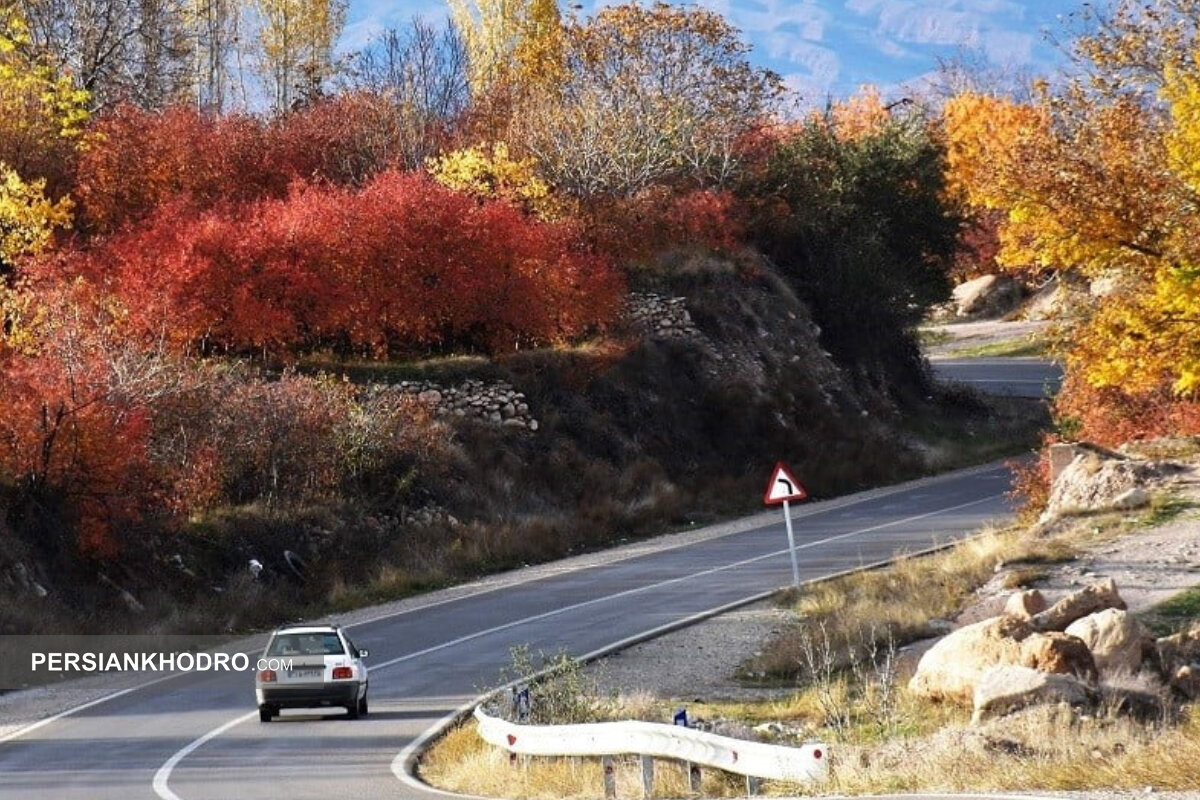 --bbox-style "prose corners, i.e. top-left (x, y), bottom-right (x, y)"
top-left (1157, 622), bottom-right (1200, 699)
top-left (385, 380), bottom-right (539, 431)
top-left (1004, 589), bottom-right (1047, 620)
top-left (1044, 448), bottom-right (1180, 519)
top-left (1018, 632), bottom-right (1097, 682)
top-left (972, 665), bottom-right (1094, 724)
top-left (908, 615), bottom-right (1034, 703)
top-left (911, 577), bottom-right (1200, 723)
top-left (627, 292), bottom-right (701, 340)
top-left (911, 581), bottom-right (1123, 711)
top-left (1064, 608), bottom-right (1149, 678)
top-left (1031, 578), bottom-right (1126, 632)
top-left (951, 274), bottom-right (1024, 318)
